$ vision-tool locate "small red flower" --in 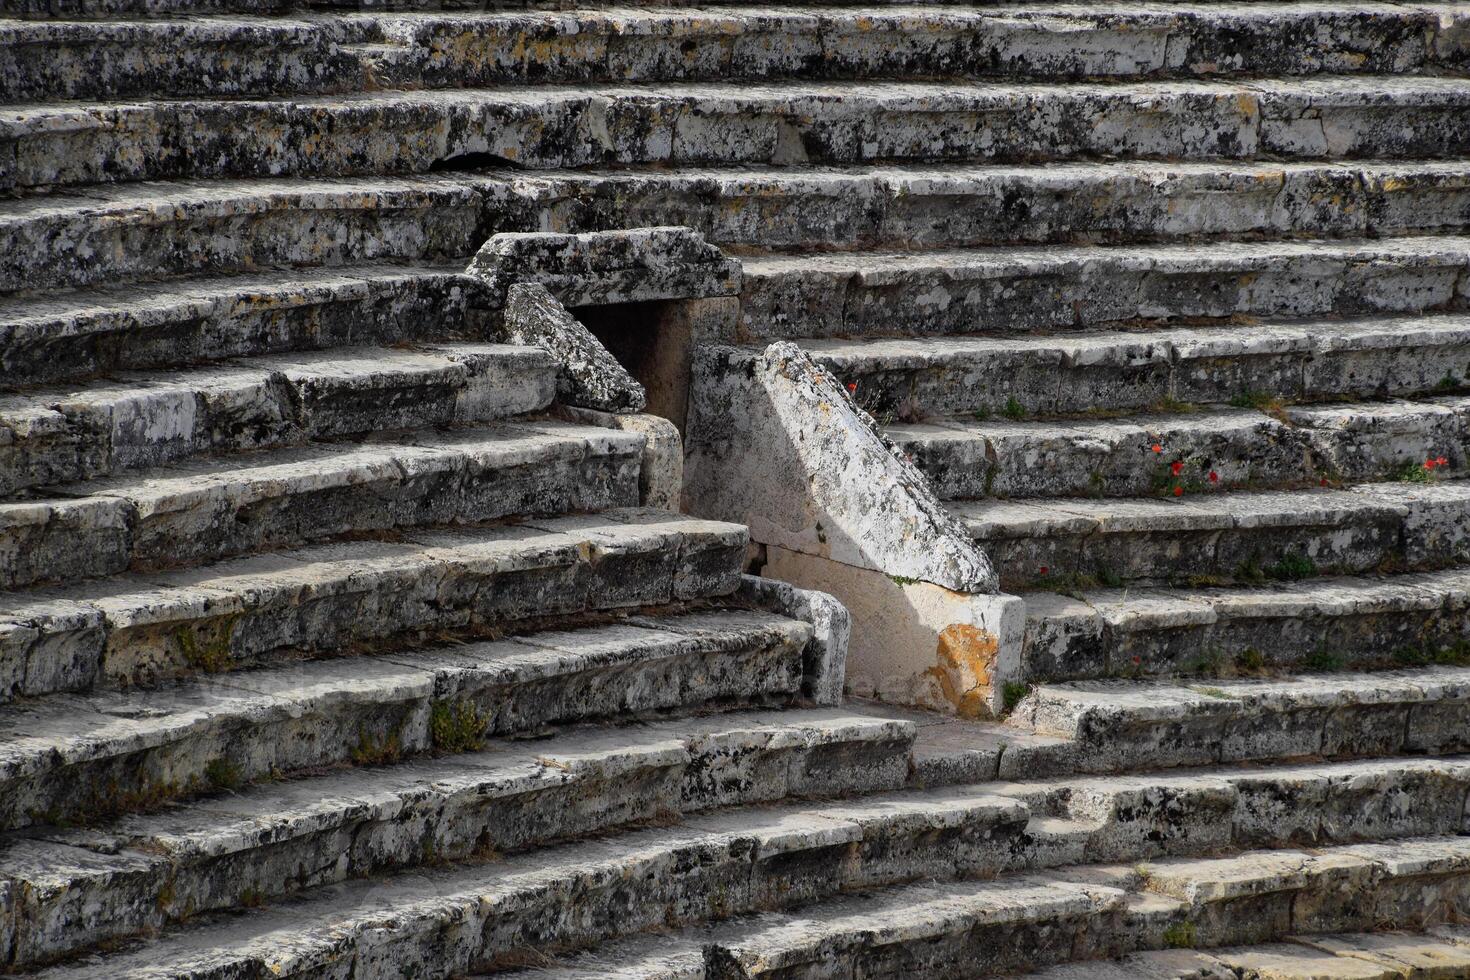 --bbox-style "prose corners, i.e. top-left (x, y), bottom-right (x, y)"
top-left (1320, 477), bottom-right (1329, 486)
top-left (1173, 485), bottom-right (1184, 497)
top-left (1151, 443), bottom-right (1164, 454)
top-left (1170, 460), bottom-right (1184, 476)
top-left (1130, 655), bottom-right (1142, 666)
top-left (1425, 460), bottom-right (1436, 471)
top-left (846, 382), bottom-right (857, 393)
top-left (1208, 470), bottom-right (1219, 483)
top-left (1038, 565), bottom-right (1050, 576)
top-left (1438, 456), bottom-right (1449, 467)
